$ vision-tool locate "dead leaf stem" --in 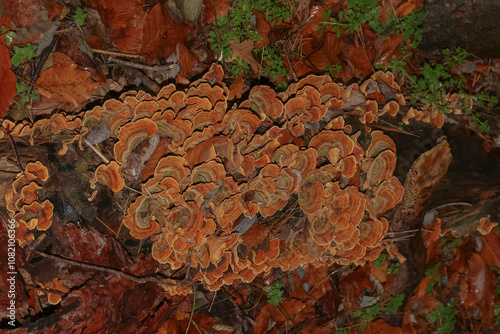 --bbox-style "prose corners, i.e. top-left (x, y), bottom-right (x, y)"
top-left (185, 283), bottom-right (198, 334)
top-left (109, 57), bottom-right (174, 72)
top-left (35, 250), bottom-right (187, 286)
top-left (91, 49), bottom-right (140, 58)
